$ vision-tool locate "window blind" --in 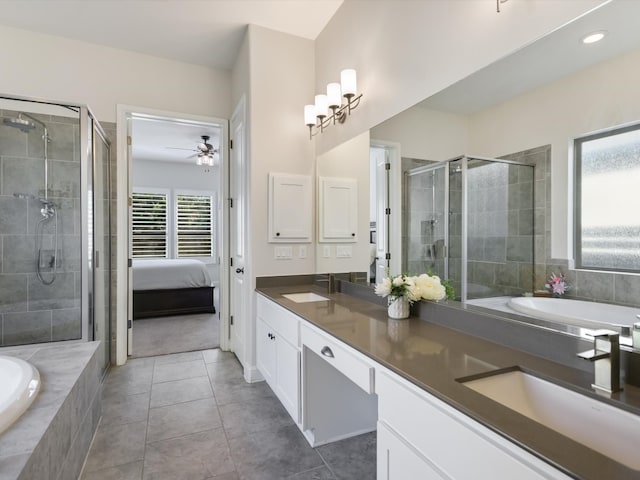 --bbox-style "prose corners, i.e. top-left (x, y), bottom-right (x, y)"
top-left (132, 192), bottom-right (167, 258)
top-left (176, 194), bottom-right (213, 258)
